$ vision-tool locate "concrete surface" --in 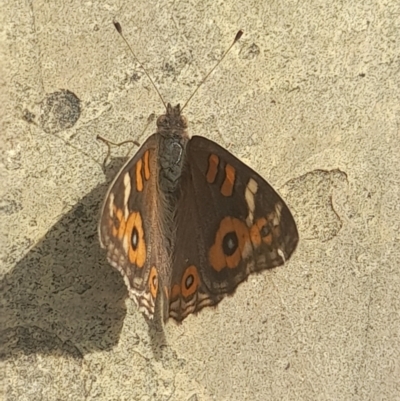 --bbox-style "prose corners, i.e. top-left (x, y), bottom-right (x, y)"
top-left (1, 0), bottom-right (399, 400)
